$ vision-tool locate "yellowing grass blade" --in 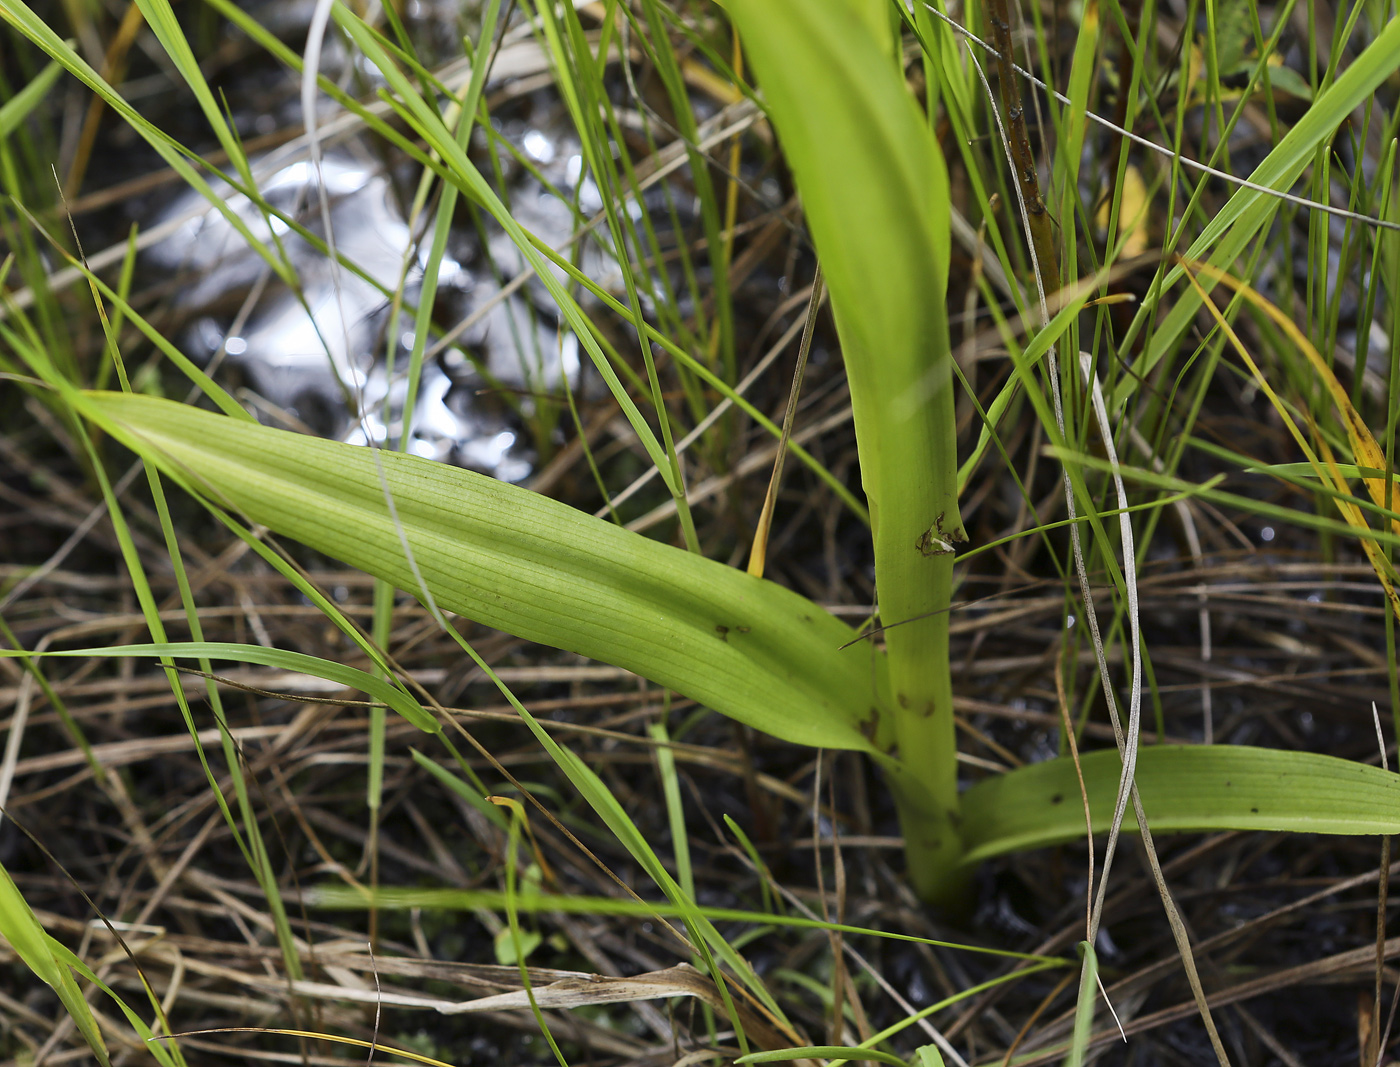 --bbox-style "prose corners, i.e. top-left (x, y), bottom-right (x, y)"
top-left (1312, 430), bottom-right (1400, 620)
top-left (1182, 257), bottom-right (1399, 531)
top-left (1180, 259), bottom-right (1400, 621)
